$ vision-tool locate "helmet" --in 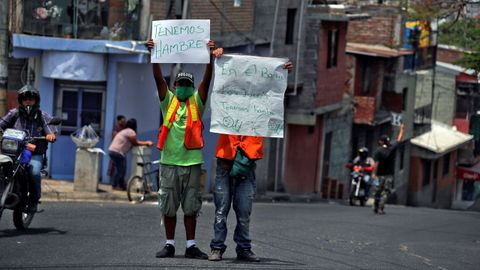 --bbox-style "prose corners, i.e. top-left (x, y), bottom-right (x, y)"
top-left (379, 135), bottom-right (391, 146)
top-left (358, 147), bottom-right (369, 159)
top-left (17, 84), bottom-right (40, 104)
